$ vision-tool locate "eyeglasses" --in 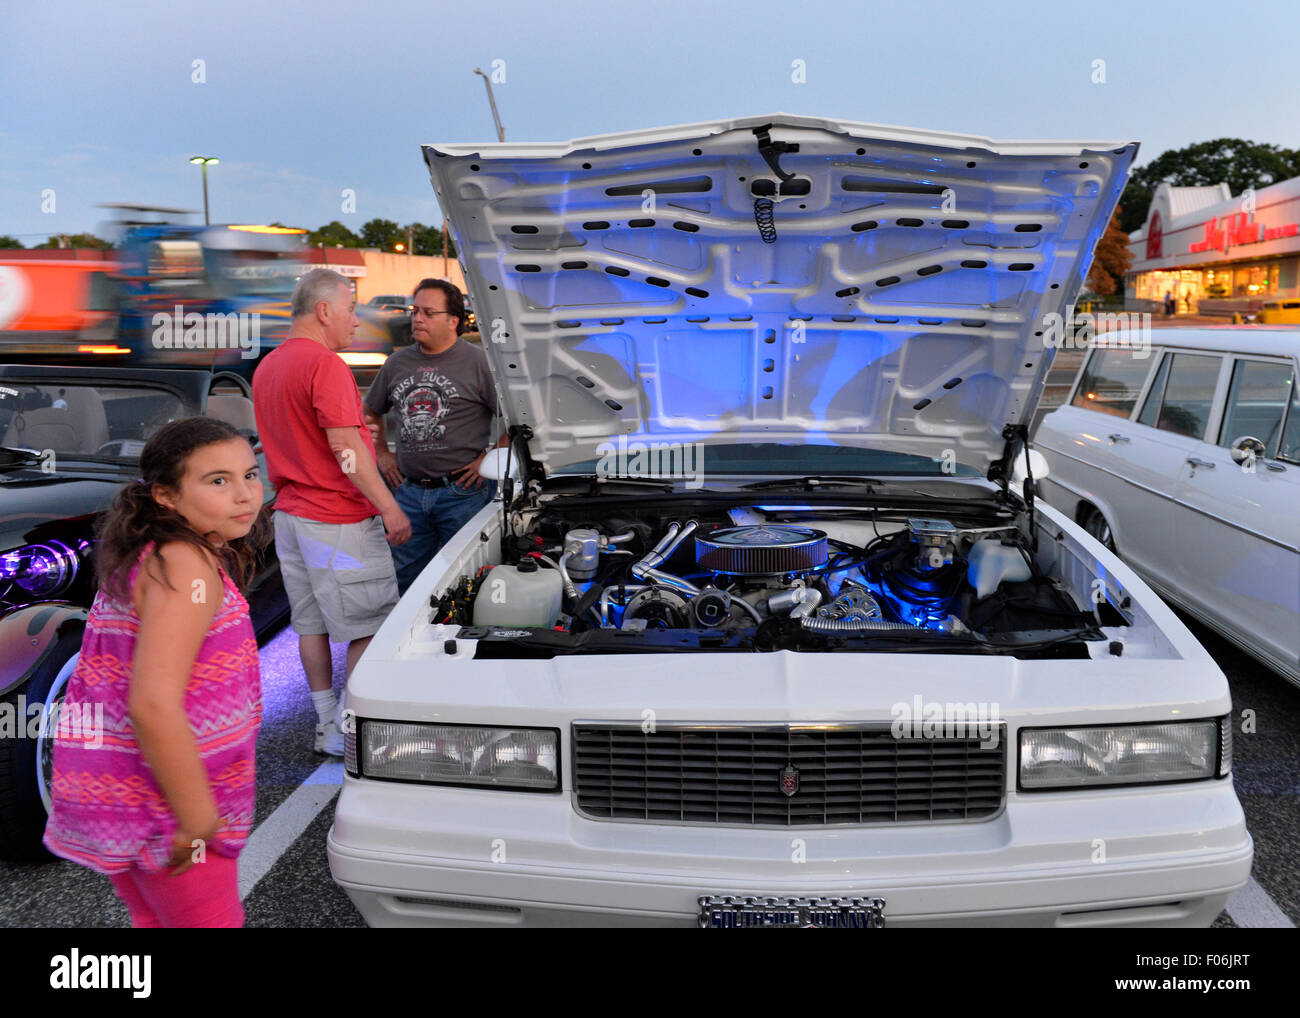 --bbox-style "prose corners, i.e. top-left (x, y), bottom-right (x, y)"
top-left (411, 308), bottom-right (457, 319)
